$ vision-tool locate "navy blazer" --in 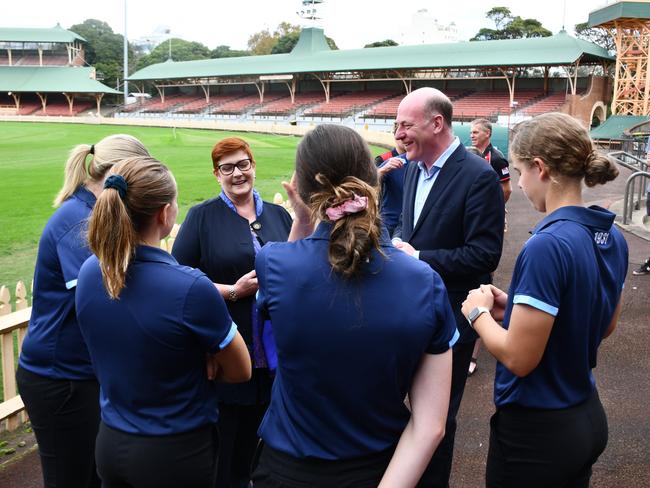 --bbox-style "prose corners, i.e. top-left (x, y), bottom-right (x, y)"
top-left (399, 144), bottom-right (505, 342)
